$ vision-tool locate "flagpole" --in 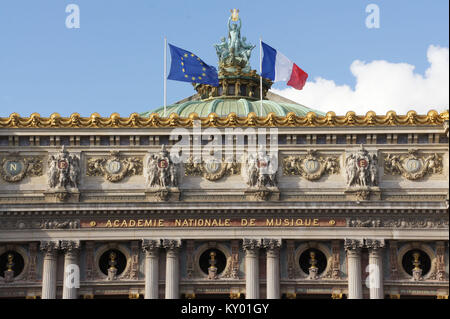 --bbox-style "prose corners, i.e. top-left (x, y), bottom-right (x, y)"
top-left (164, 36), bottom-right (167, 118)
top-left (259, 37), bottom-right (263, 116)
